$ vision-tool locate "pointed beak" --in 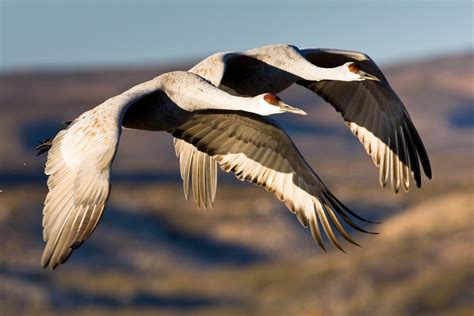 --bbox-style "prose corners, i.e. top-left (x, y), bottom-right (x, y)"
top-left (360, 70), bottom-right (380, 81)
top-left (278, 101), bottom-right (307, 115)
